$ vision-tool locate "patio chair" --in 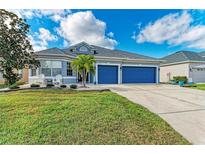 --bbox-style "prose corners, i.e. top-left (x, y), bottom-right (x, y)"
top-left (54, 74), bottom-right (63, 85)
top-left (38, 74), bottom-right (45, 85)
